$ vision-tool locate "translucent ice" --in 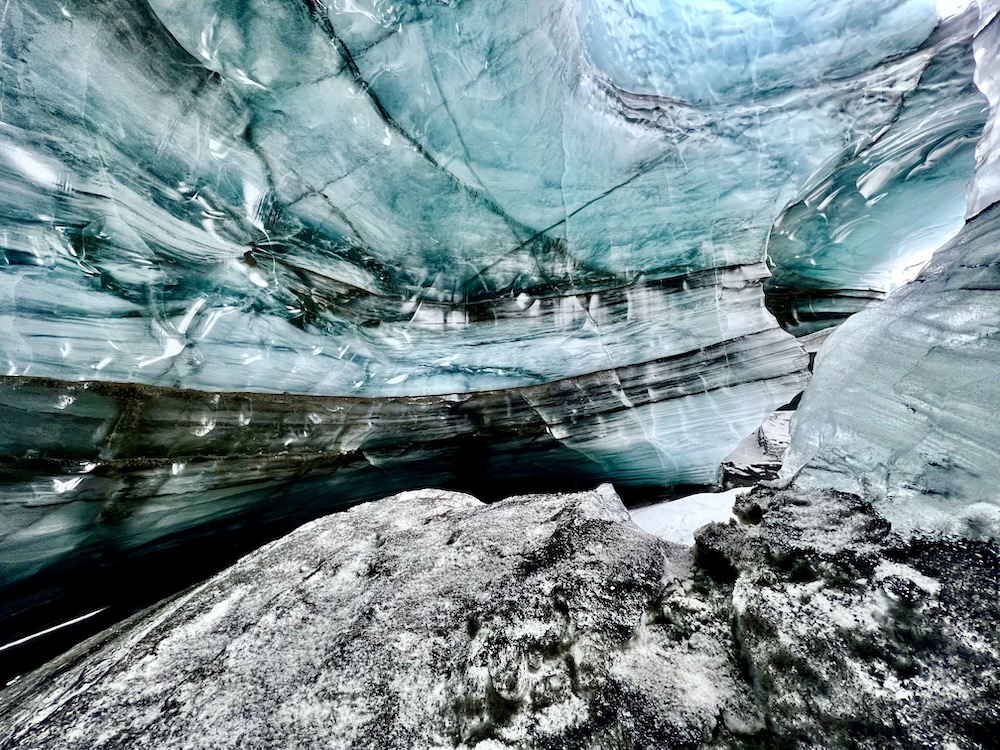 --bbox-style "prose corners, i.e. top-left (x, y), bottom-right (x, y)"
top-left (783, 203), bottom-right (1000, 537)
top-left (0, 0), bottom-right (986, 621)
top-left (782, 2), bottom-right (1000, 537)
top-left (765, 11), bottom-right (987, 335)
